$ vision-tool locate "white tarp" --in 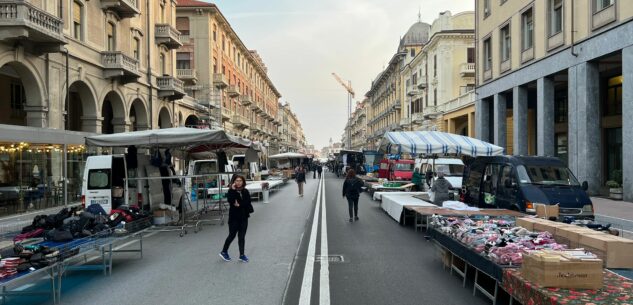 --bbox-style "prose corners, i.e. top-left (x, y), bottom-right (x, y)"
top-left (379, 131), bottom-right (503, 156)
top-left (85, 127), bottom-right (262, 151)
top-left (268, 152), bottom-right (308, 160)
top-left (381, 193), bottom-right (436, 223)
